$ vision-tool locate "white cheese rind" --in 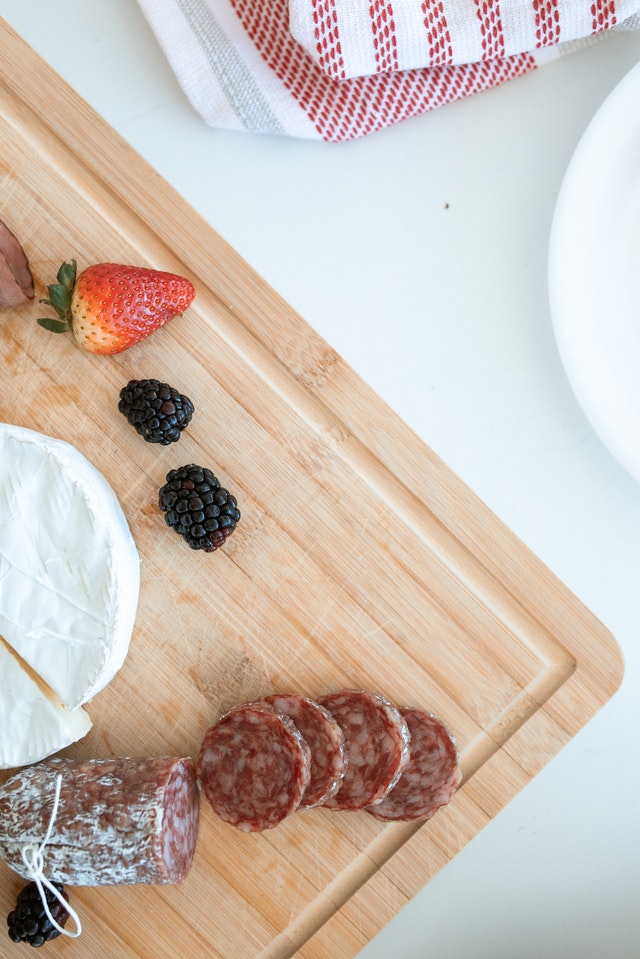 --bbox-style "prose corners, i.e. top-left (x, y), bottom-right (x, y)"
top-left (0, 639), bottom-right (92, 769)
top-left (0, 423), bottom-right (140, 710)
